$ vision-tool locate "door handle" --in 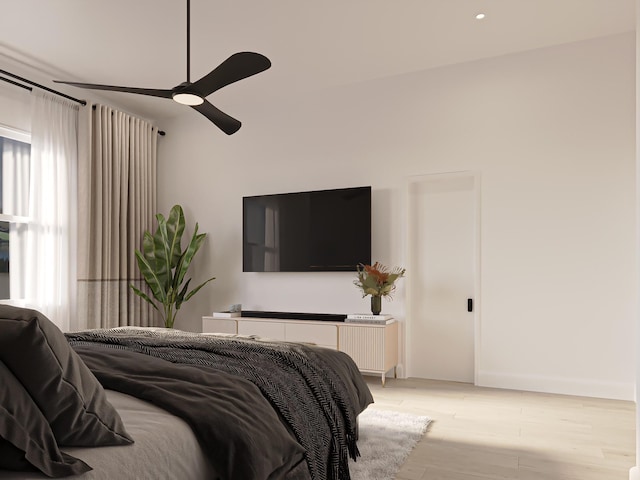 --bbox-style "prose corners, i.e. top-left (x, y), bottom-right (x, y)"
top-left (467, 298), bottom-right (473, 312)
